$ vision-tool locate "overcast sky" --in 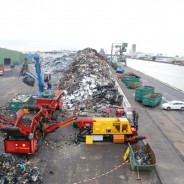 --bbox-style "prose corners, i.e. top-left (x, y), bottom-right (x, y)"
top-left (0, 0), bottom-right (184, 55)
